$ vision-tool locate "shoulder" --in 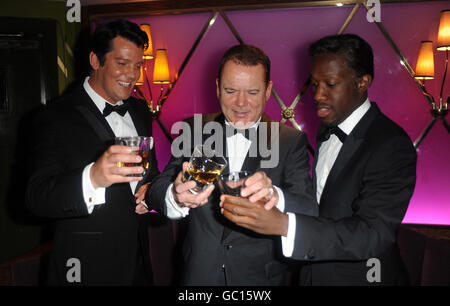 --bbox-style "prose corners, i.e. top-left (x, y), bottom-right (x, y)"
top-left (126, 96), bottom-right (149, 112)
top-left (365, 106), bottom-right (416, 157)
top-left (183, 112), bottom-right (222, 126)
top-left (273, 120), bottom-right (309, 147)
